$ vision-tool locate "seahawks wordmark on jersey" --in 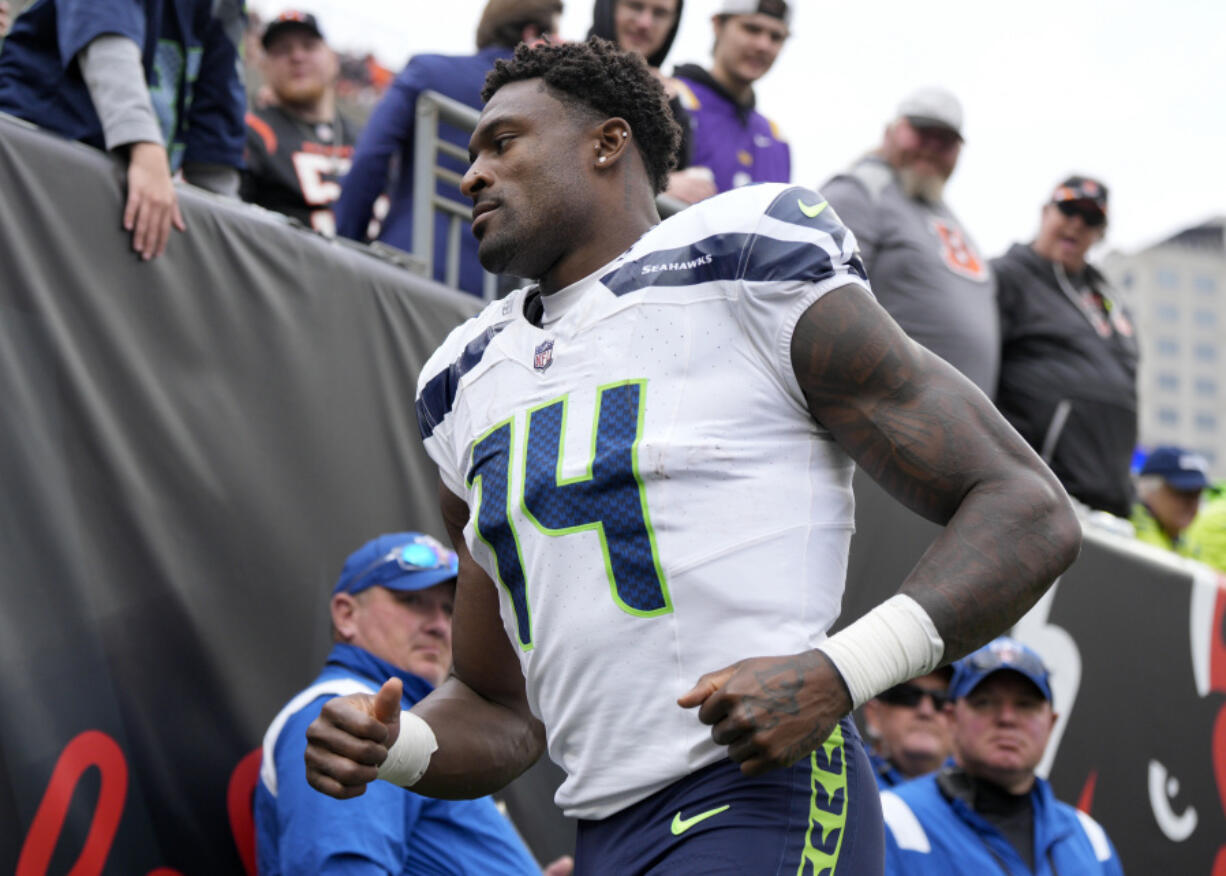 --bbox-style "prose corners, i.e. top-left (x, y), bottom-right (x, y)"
top-left (416, 184), bottom-right (870, 819)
